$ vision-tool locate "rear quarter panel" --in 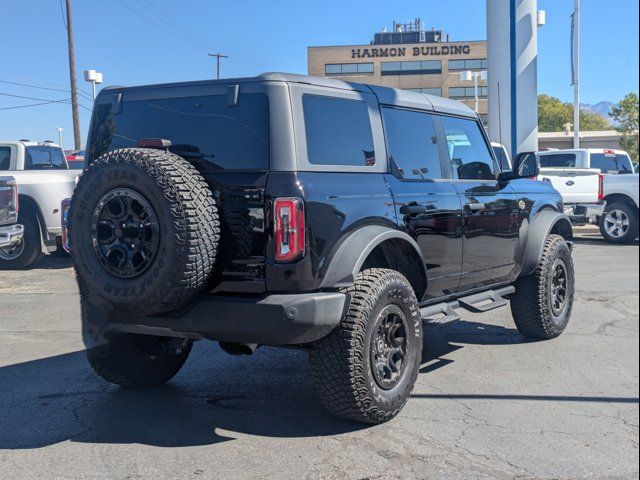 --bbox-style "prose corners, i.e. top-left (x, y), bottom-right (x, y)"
top-left (12, 170), bottom-right (78, 233)
top-left (265, 172), bottom-right (397, 292)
